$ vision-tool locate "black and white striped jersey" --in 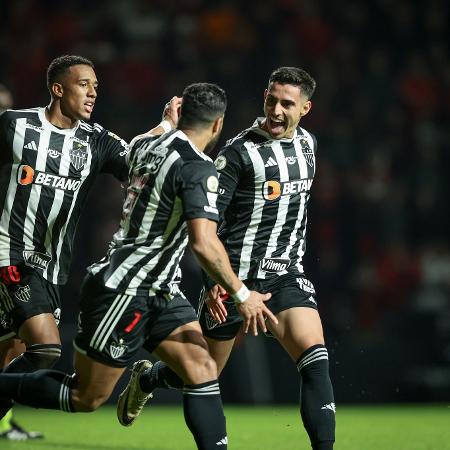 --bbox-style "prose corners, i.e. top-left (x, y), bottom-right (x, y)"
top-left (0, 107), bottom-right (129, 285)
top-left (89, 129), bottom-right (220, 296)
top-left (214, 118), bottom-right (317, 280)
